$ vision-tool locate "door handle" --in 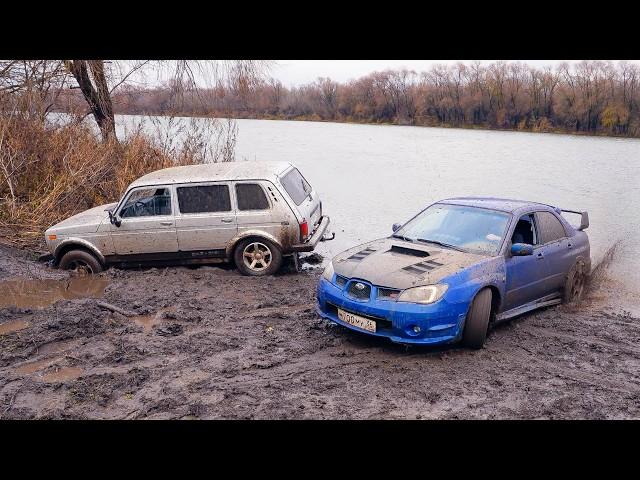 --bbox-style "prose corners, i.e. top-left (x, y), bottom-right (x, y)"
top-left (160, 221), bottom-right (173, 226)
top-left (221, 218), bottom-right (234, 223)
top-left (536, 252), bottom-right (544, 260)
top-left (567, 242), bottom-right (573, 249)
